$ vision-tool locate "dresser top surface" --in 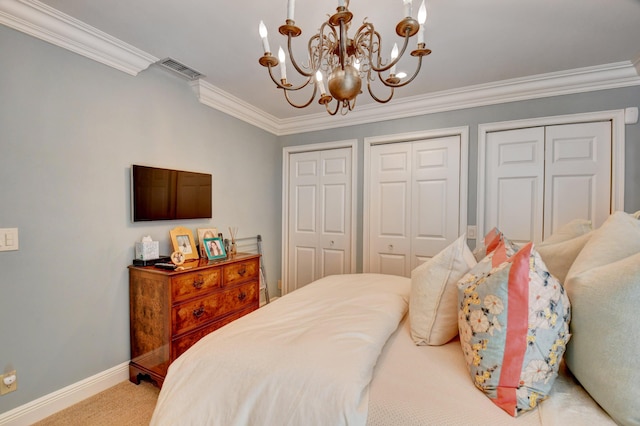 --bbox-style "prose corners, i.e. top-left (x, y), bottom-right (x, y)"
top-left (128, 252), bottom-right (259, 275)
